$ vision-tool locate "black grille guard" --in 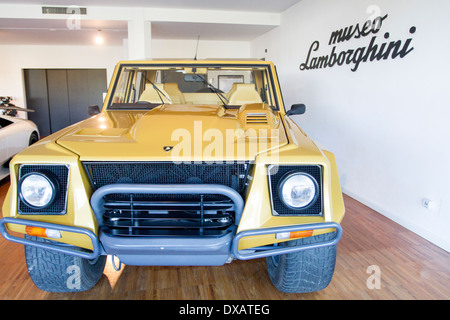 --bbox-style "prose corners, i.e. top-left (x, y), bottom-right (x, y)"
top-left (90, 184), bottom-right (245, 227)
